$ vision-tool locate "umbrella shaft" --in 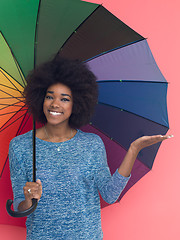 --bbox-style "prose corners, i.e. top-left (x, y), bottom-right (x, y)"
top-left (33, 119), bottom-right (36, 182)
